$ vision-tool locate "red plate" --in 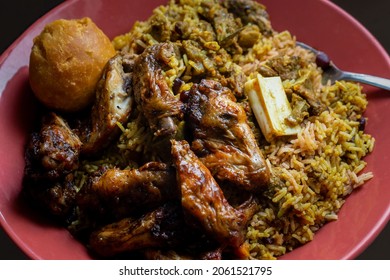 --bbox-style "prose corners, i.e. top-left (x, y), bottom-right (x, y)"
top-left (0, 0), bottom-right (389, 259)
